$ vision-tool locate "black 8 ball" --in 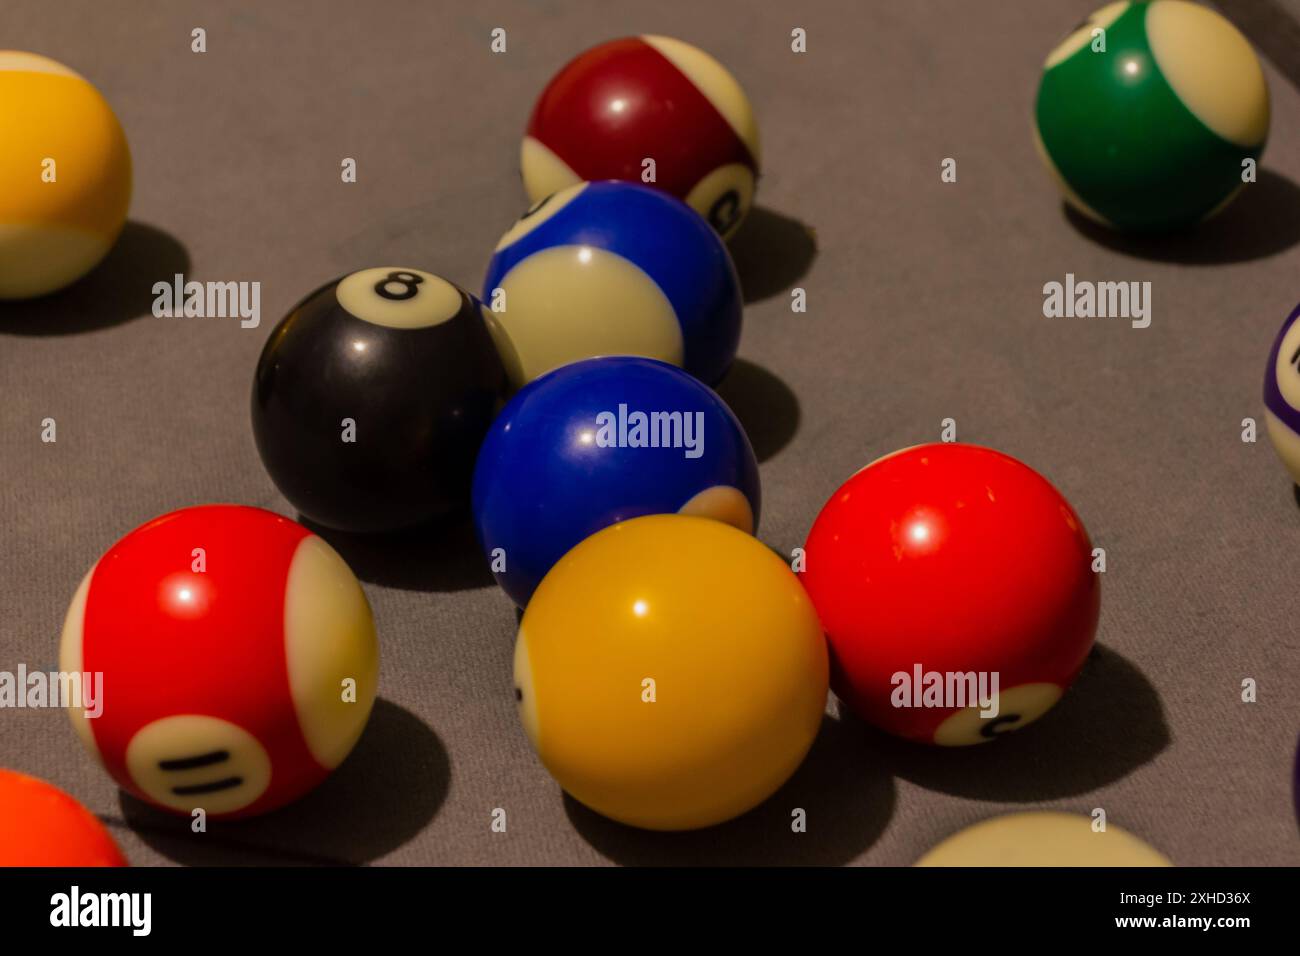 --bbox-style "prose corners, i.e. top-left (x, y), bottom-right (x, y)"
top-left (251, 266), bottom-right (507, 533)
